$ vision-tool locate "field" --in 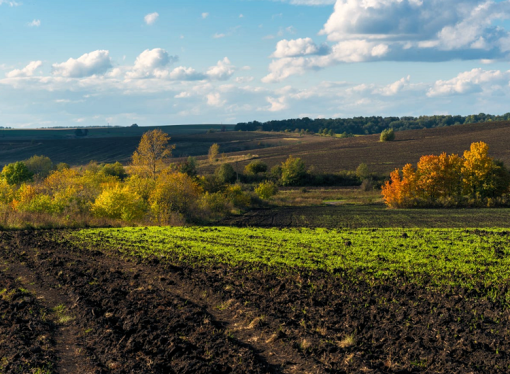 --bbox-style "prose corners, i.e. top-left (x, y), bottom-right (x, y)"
top-left (2, 226), bottom-right (510, 373)
top-left (198, 120), bottom-right (510, 175)
top-left (0, 131), bottom-right (310, 167)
